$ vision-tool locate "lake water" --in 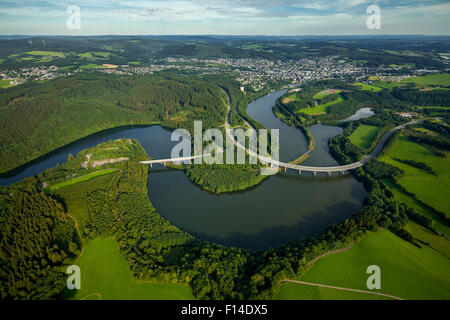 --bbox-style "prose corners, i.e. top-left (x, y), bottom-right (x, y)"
top-left (340, 107), bottom-right (375, 122)
top-left (0, 90), bottom-right (367, 250)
